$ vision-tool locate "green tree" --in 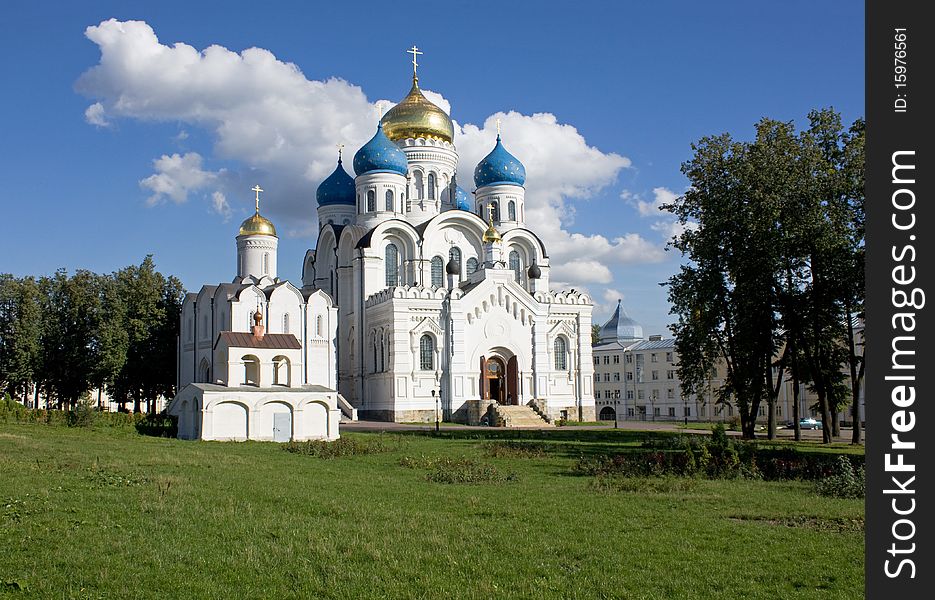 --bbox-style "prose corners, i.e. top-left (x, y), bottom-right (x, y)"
top-left (40, 270), bottom-right (105, 410)
top-left (664, 127), bottom-right (783, 439)
top-left (94, 274), bottom-right (129, 410)
top-left (791, 111), bottom-right (865, 443)
top-left (664, 109), bottom-right (864, 442)
top-left (109, 257), bottom-right (184, 413)
top-left (0, 275), bottom-right (43, 405)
